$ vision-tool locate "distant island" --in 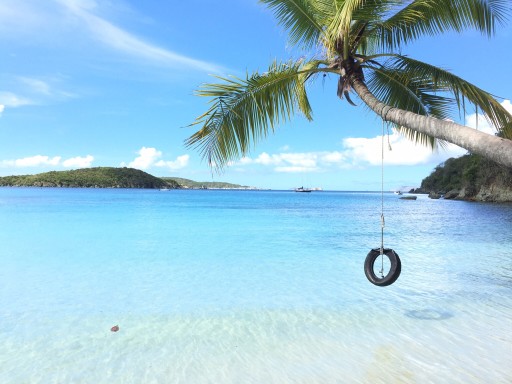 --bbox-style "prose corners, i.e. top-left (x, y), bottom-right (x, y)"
top-left (413, 154), bottom-right (512, 202)
top-left (3, 157), bottom-right (510, 200)
top-left (161, 177), bottom-right (254, 190)
top-left (0, 167), bottom-right (254, 190)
